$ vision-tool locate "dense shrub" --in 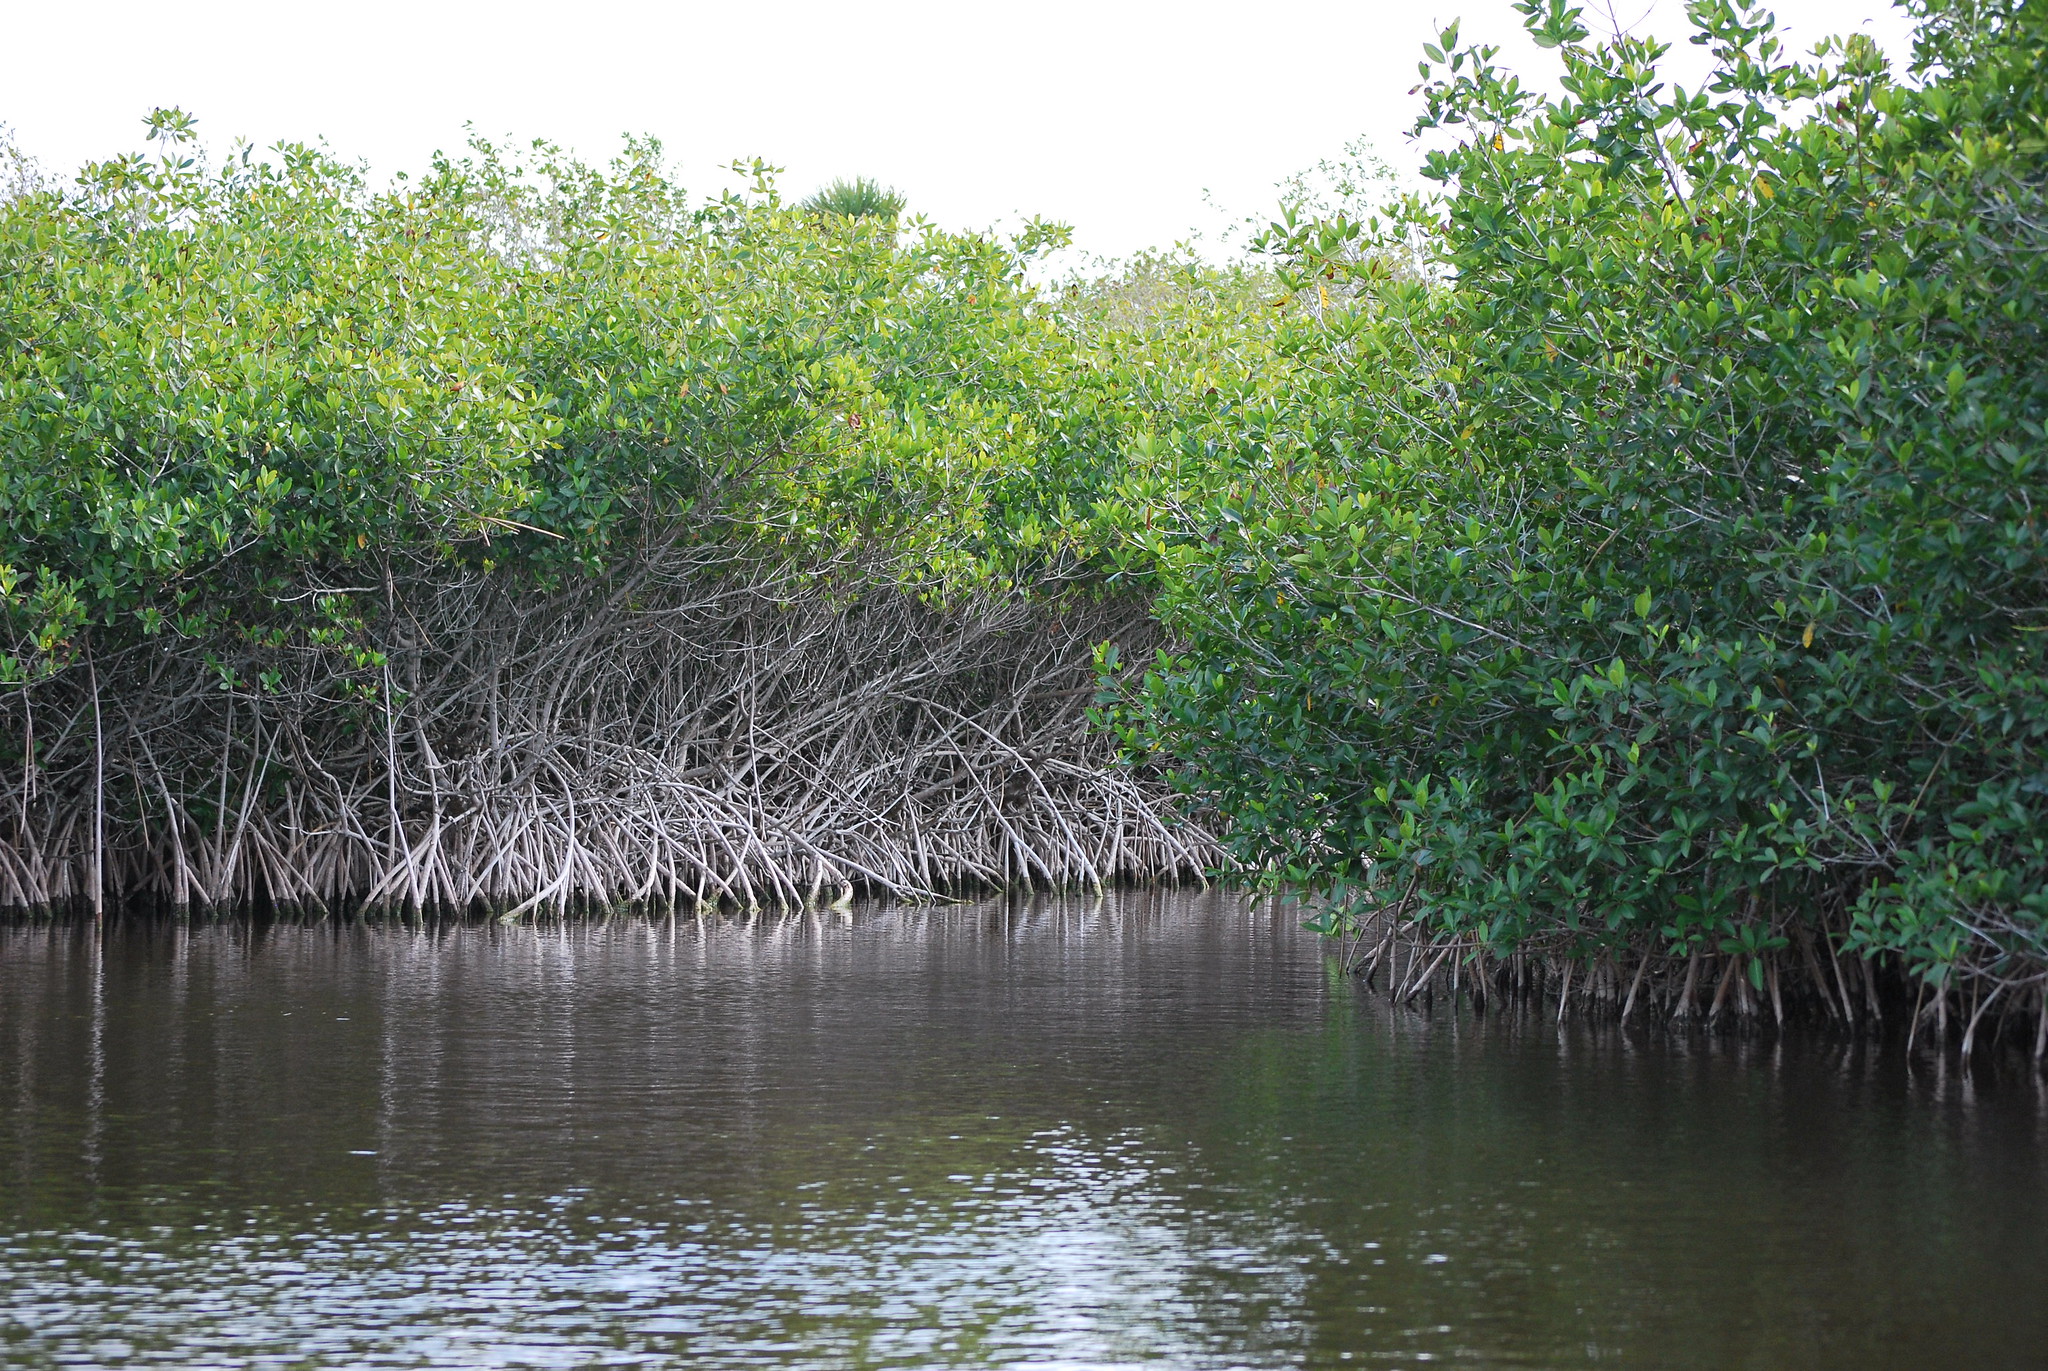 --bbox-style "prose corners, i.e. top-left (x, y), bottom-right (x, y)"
top-left (1117, 0), bottom-right (2048, 1007)
top-left (0, 130), bottom-right (1183, 686)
